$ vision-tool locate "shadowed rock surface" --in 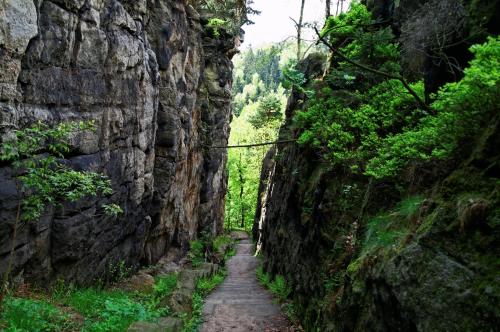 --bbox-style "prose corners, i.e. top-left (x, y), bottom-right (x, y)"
top-left (254, 1), bottom-right (500, 331)
top-left (201, 232), bottom-right (291, 332)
